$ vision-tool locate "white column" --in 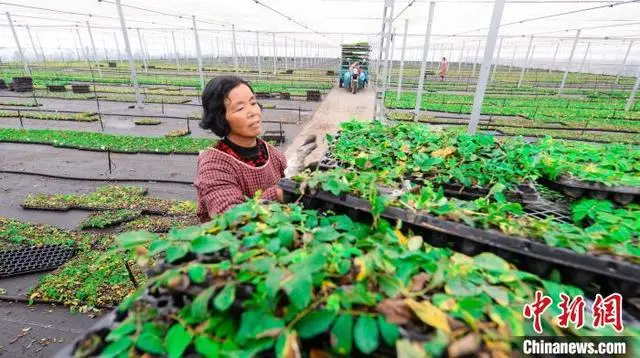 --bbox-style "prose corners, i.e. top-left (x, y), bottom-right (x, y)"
top-left (293, 38), bottom-right (296, 69)
top-left (256, 32), bottom-right (262, 77)
top-left (284, 37), bottom-right (288, 71)
top-left (458, 40), bottom-right (465, 73)
top-left (380, 0), bottom-right (395, 101)
top-left (625, 71), bottom-right (639, 111)
top-left (25, 25), bottom-right (39, 63)
top-left (171, 31), bottom-right (181, 70)
top-left (232, 25), bottom-right (238, 73)
top-left (526, 44), bottom-right (536, 74)
top-left (76, 26), bottom-right (88, 62)
top-left (192, 15), bottom-right (205, 91)
top-left (86, 21), bottom-right (103, 77)
top-left (6, 12), bottom-right (30, 74)
top-left (559, 29), bottom-right (581, 93)
top-left (491, 37), bottom-right (503, 82)
top-left (471, 40), bottom-right (481, 77)
top-left (115, 0), bottom-right (143, 108)
top-left (517, 35), bottom-right (534, 88)
top-left (396, 19), bottom-right (409, 101)
top-left (35, 33), bottom-right (46, 63)
top-left (387, 28), bottom-right (396, 86)
top-left (616, 40), bottom-right (634, 85)
top-left (272, 32), bottom-right (277, 75)
top-left (468, 0), bottom-right (506, 134)
top-left (579, 41), bottom-right (590, 73)
top-left (509, 45), bottom-right (517, 72)
top-left (216, 35), bottom-right (220, 64)
top-left (414, 1), bottom-right (436, 119)
top-left (136, 28), bottom-right (148, 73)
top-left (549, 41), bottom-right (560, 73)
top-left (114, 32), bottom-right (123, 63)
